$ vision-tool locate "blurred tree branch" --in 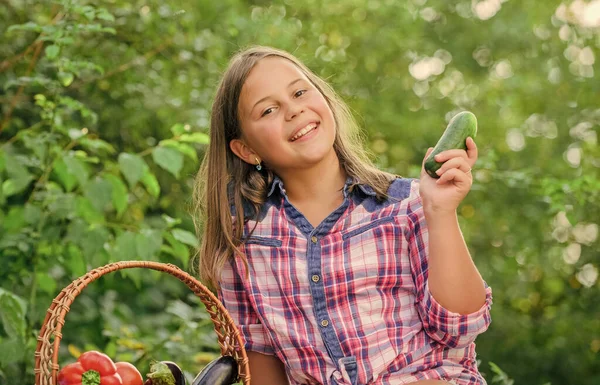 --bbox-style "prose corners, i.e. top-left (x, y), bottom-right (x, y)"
top-left (0, 42), bottom-right (41, 73)
top-left (71, 38), bottom-right (174, 89)
top-left (0, 41), bottom-right (43, 133)
top-left (0, 6), bottom-right (63, 133)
